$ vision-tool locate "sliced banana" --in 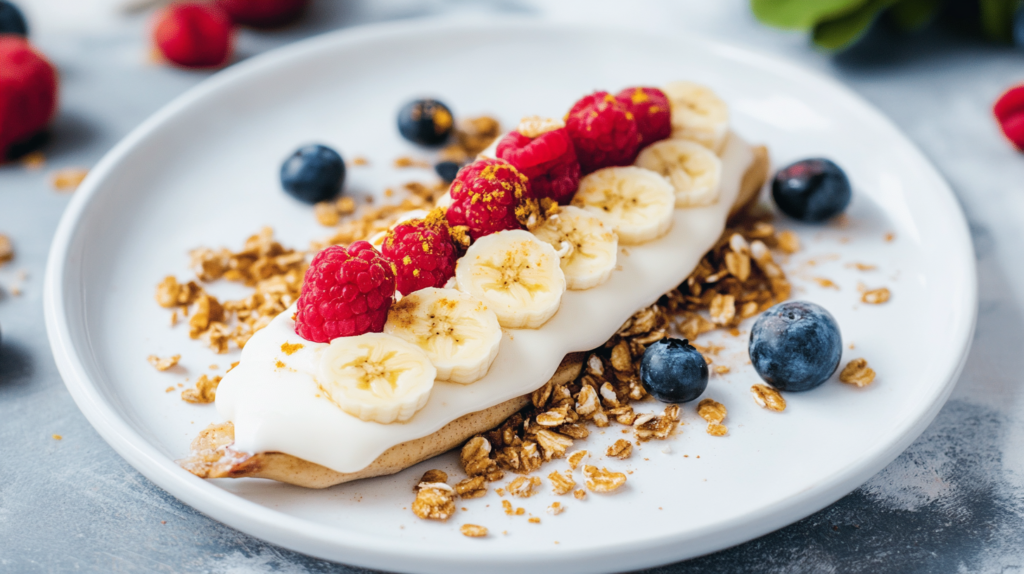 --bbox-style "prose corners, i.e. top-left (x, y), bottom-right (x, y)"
top-left (662, 81), bottom-right (729, 154)
top-left (635, 139), bottom-right (723, 208)
top-left (317, 332), bottom-right (436, 424)
top-left (455, 229), bottom-right (565, 329)
top-left (532, 206), bottom-right (618, 290)
top-left (384, 287), bottom-right (502, 384)
top-left (571, 166), bottom-right (675, 245)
